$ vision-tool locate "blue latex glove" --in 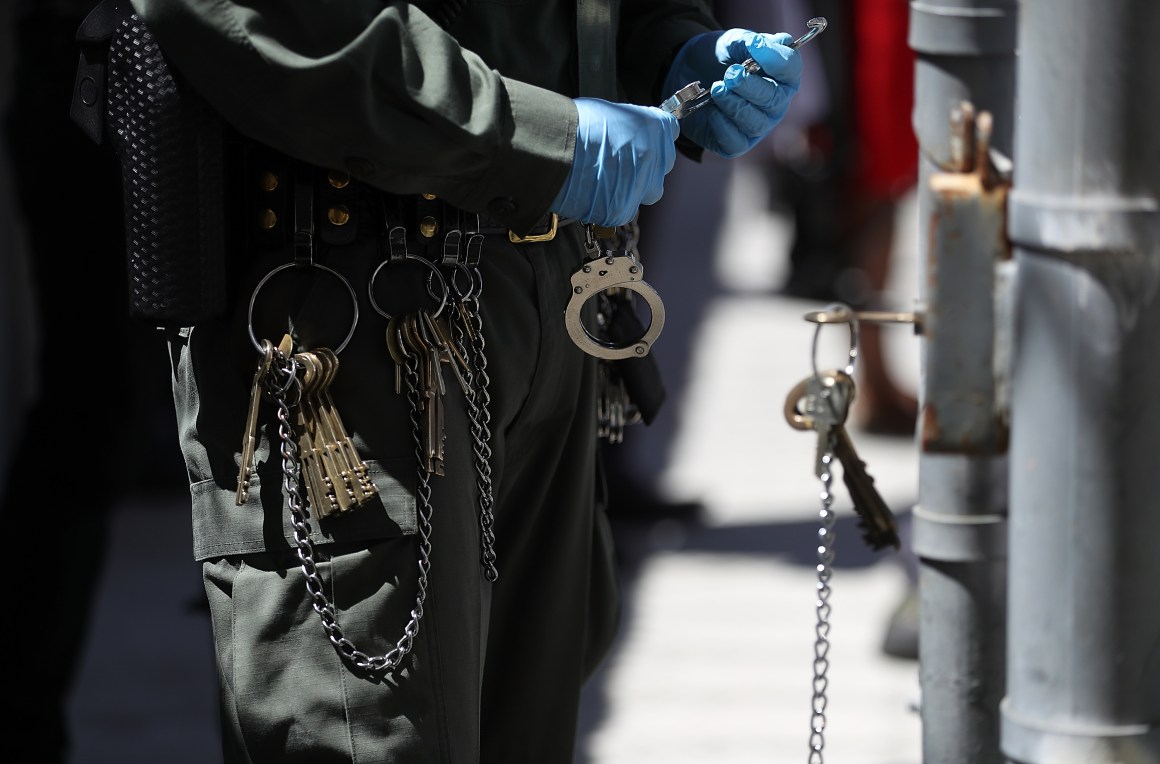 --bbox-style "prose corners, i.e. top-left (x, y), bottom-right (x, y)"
top-left (550, 97), bottom-right (680, 227)
top-left (662, 28), bottom-right (802, 158)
